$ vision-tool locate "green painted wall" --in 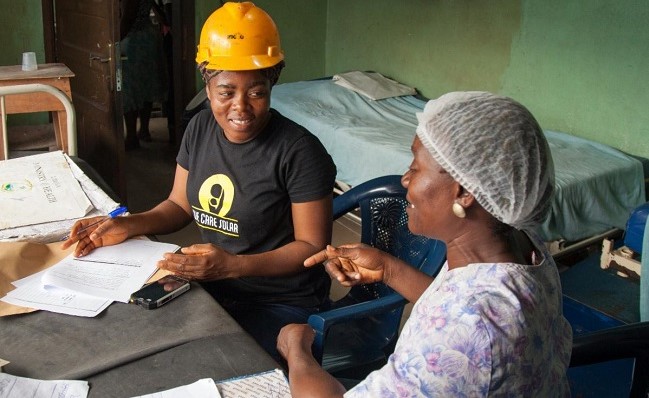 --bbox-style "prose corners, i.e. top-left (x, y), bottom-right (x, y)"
top-left (503, 1), bottom-right (648, 156)
top-left (0, 0), bottom-right (47, 126)
top-left (0, 0), bottom-right (44, 66)
top-left (325, 0), bottom-right (649, 159)
top-left (3, 1), bottom-right (647, 159)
